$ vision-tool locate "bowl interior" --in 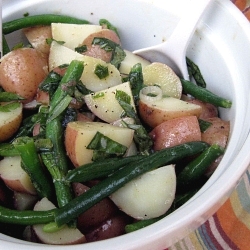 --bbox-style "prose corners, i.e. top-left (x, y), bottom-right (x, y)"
top-left (2, 0), bottom-right (250, 249)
